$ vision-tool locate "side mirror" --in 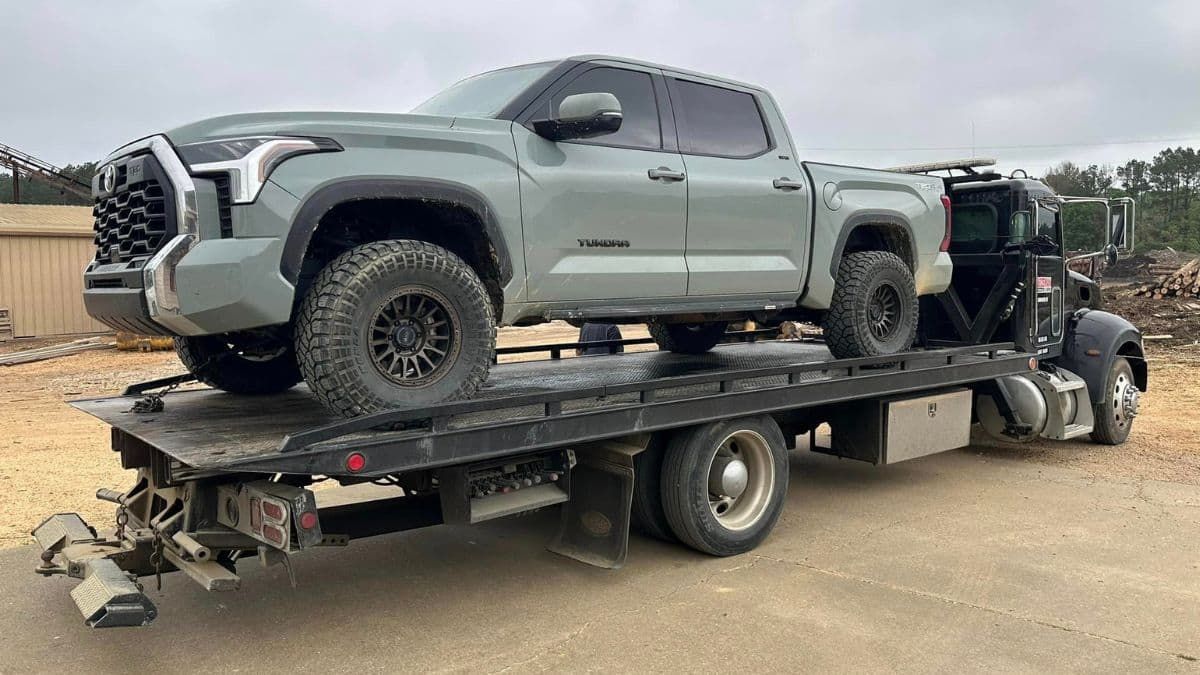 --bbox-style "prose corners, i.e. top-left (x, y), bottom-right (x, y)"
top-left (1104, 243), bottom-right (1119, 267)
top-left (532, 92), bottom-right (622, 142)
